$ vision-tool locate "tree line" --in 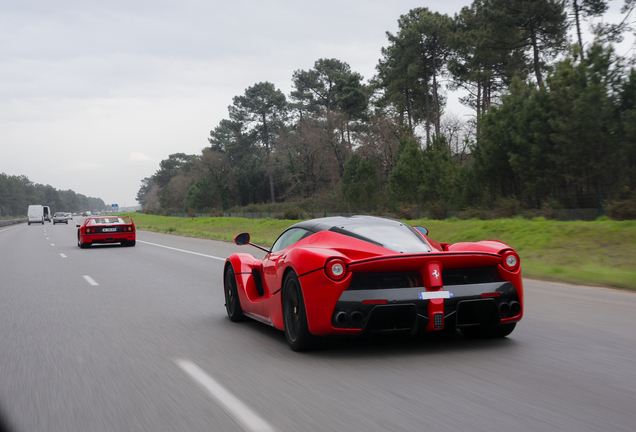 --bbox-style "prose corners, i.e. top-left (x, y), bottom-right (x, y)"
top-left (137, 0), bottom-right (636, 220)
top-left (0, 172), bottom-right (106, 217)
